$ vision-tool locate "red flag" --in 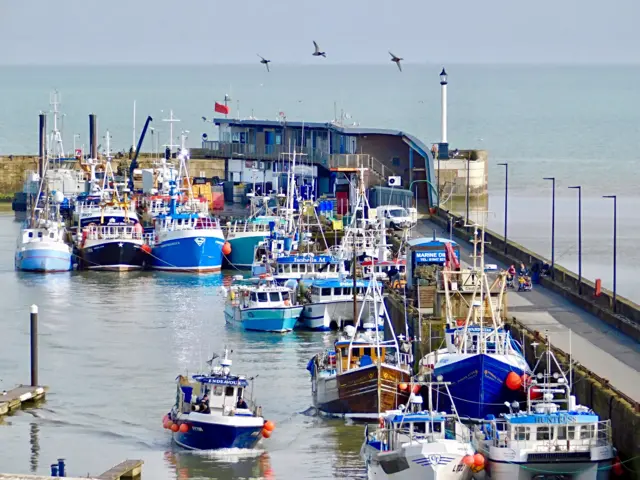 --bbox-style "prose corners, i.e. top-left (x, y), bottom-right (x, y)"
top-left (215, 102), bottom-right (230, 115)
